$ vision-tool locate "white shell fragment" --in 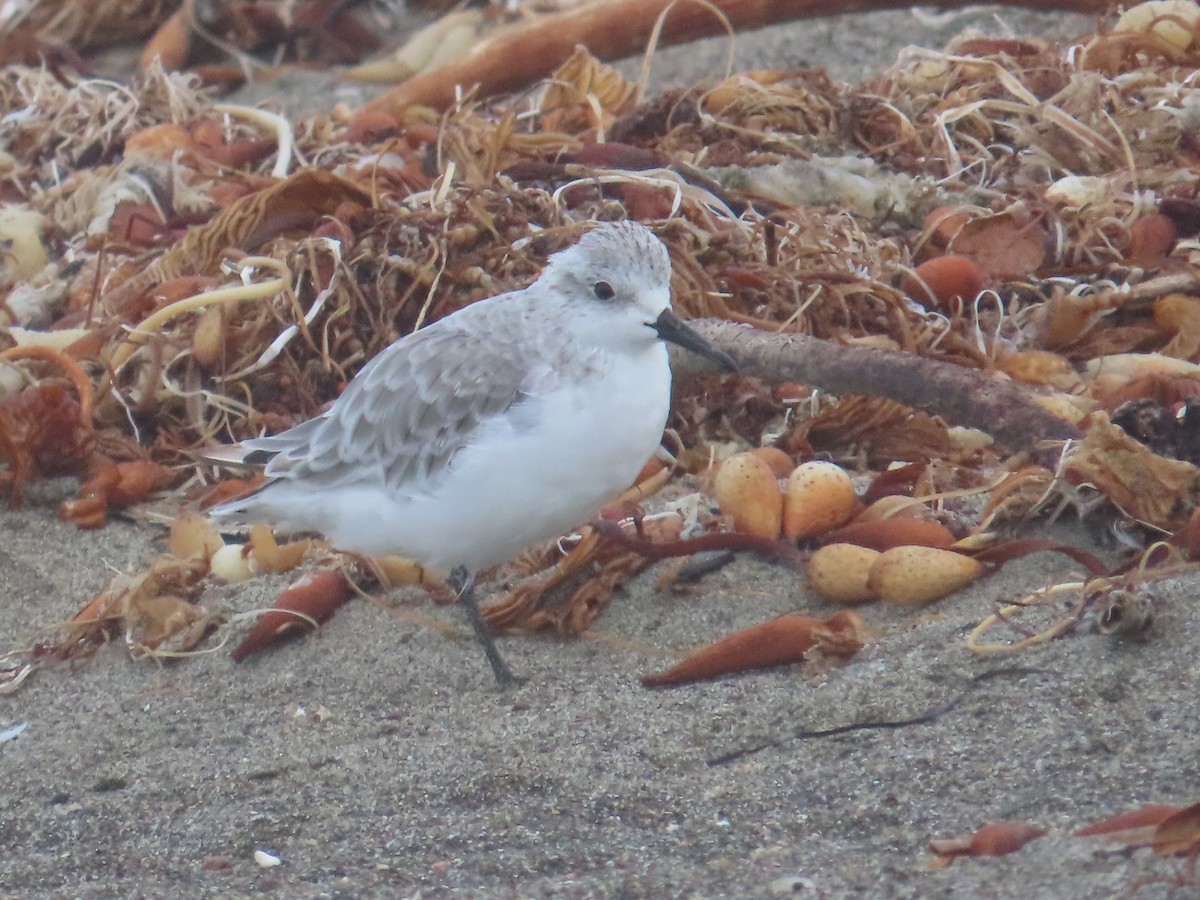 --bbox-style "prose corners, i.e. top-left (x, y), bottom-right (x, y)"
top-left (1044, 175), bottom-right (1108, 208)
top-left (0, 722), bottom-right (29, 744)
top-left (0, 205), bottom-right (49, 287)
